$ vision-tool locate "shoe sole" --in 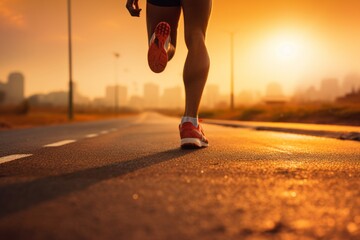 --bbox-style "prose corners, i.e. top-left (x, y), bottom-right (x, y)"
top-left (181, 138), bottom-right (209, 149)
top-left (148, 22), bottom-right (170, 73)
